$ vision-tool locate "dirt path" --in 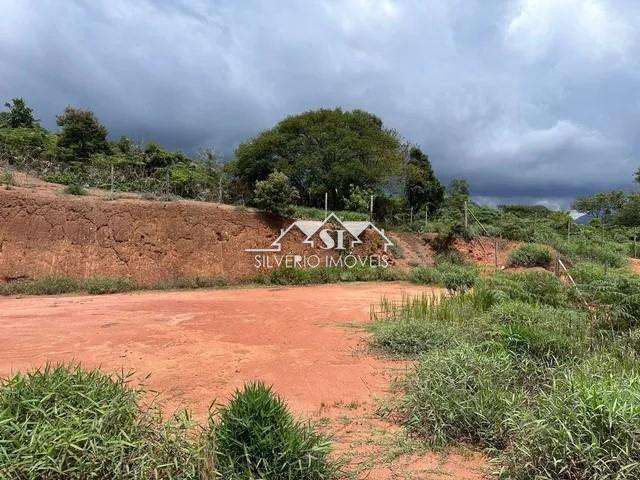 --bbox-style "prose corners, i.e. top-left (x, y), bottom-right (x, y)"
top-left (0, 282), bottom-right (486, 479)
